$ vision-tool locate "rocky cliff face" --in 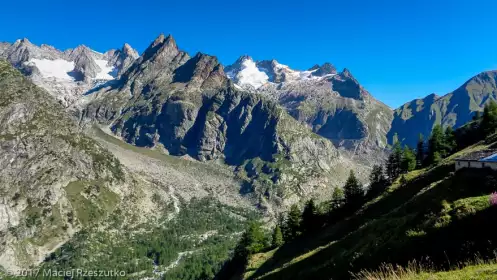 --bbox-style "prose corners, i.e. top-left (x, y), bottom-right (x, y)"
top-left (81, 35), bottom-right (363, 207)
top-left (388, 71), bottom-right (497, 147)
top-left (1, 34), bottom-right (382, 209)
top-left (0, 60), bottom-right (259, 272)
top-left (0, 60), bottom-right (127, 269)
top-left (225, 56), bottom-right (393, 162)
